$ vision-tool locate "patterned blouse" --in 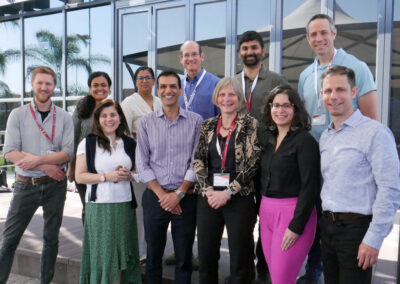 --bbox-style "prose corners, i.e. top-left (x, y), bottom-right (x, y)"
top-left (193, 114), bottom-right (261, 196)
